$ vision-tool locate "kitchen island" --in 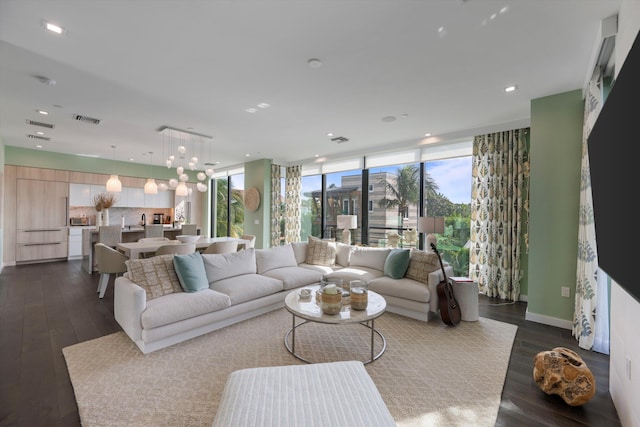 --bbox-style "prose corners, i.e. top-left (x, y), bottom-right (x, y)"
top-left (81, 226), bottom-right (200, 273)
